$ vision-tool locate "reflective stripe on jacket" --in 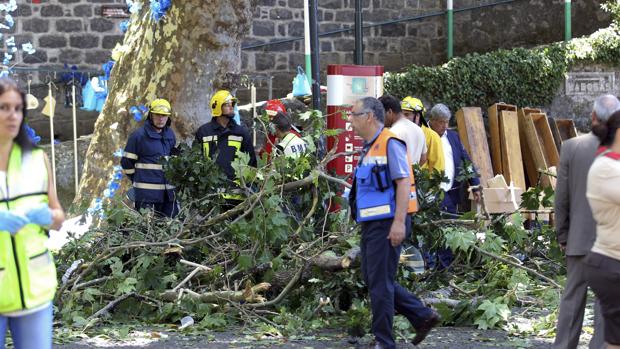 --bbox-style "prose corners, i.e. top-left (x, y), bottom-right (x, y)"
top-left (0, 144), bottom-right (56, 313)
top-left (121, 123), bottom-right (176, 203)
top-left (351, 128), bottom-right (418, 223)
top-left (195, 119), bottom-right (257, 180)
